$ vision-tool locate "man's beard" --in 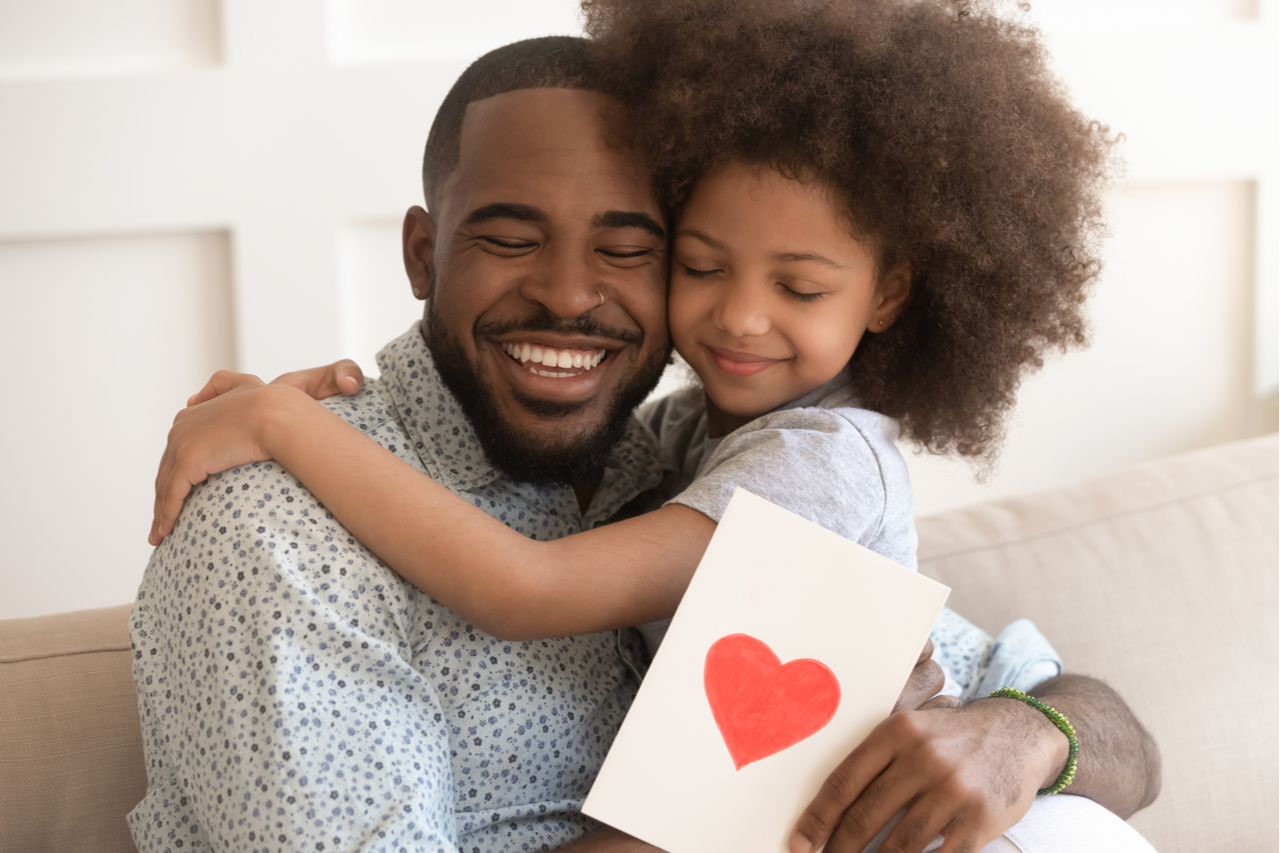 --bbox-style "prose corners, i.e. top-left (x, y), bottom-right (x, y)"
top-left (425, 301), bottom-right (669, 487)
